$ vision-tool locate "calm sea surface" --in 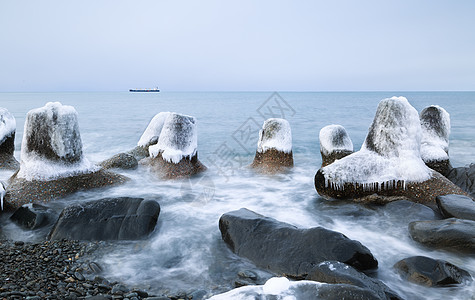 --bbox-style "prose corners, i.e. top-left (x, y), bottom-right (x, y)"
top-left (1, 92), bottom-right (474, 299)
